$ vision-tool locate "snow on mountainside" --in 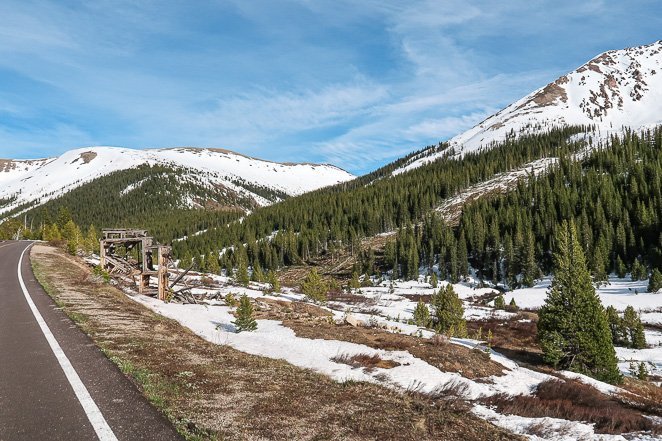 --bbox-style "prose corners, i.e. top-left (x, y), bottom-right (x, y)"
top-left (0, 146), bottom-right (354, 218)
top-left (395, 40), bottom-right (662, 174)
